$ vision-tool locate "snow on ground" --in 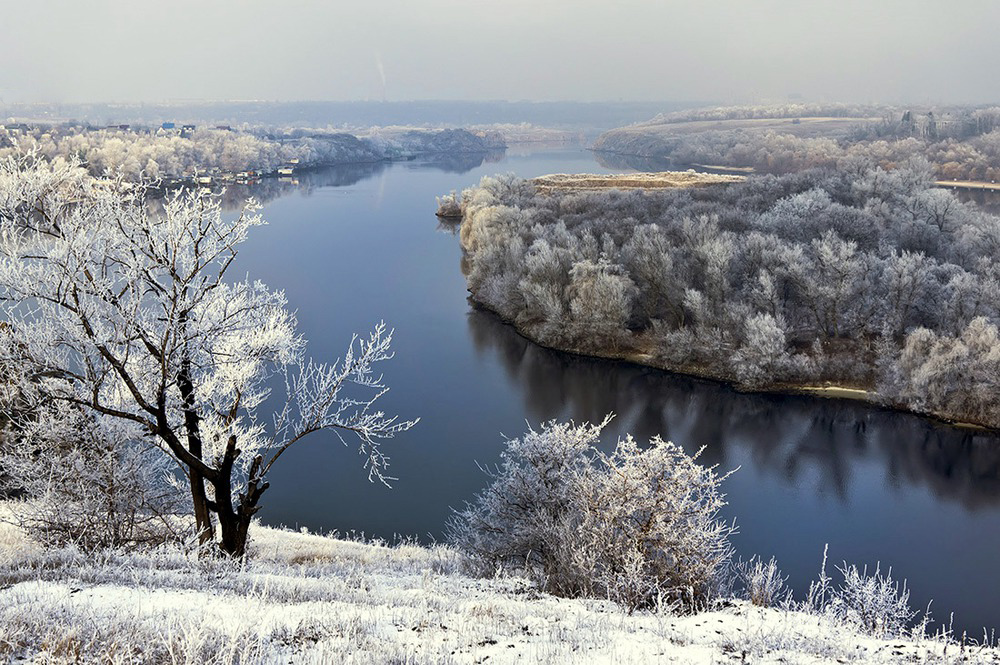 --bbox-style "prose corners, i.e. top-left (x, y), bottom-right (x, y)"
top-left (0, 518), bottom-right (996, 664)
